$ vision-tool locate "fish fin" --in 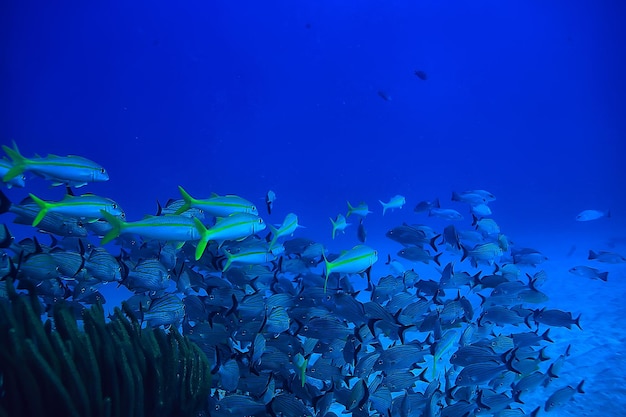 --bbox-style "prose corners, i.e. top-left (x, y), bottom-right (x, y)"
top-left (100, 210), bottom-right (123, 245)
top-left (193, 217), bottom-right (209, 260)
top-left (29, 193), bottom-right (50, 227)
top-left (1, 142), bottom-right (27, 182)
top-left (175, 185), bottom-right (194, 215)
